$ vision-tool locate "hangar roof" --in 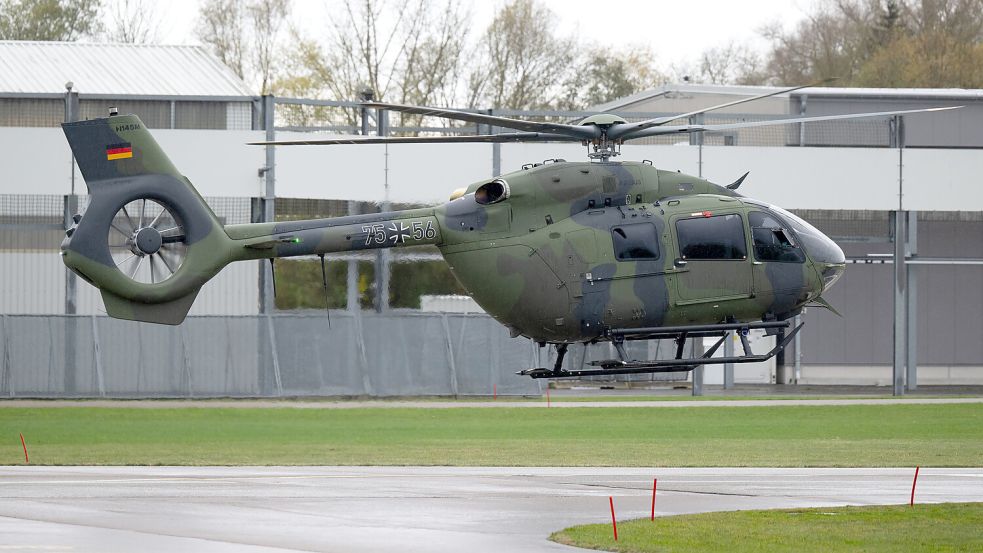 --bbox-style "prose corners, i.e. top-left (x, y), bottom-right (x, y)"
top-left (592, 83), bottom-right (983, 112)
top-left (0, 41), bottom-right (254, 98)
